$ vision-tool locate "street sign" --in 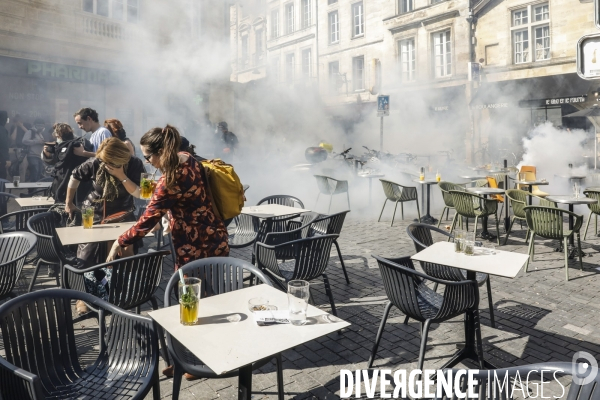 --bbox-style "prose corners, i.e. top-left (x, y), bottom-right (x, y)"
top-left (468, 62), bottom-right (481, 82)
top-left (577, 33), bottom-right (600, 80)
top-left (377, 95), bottom-right (389, 116)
